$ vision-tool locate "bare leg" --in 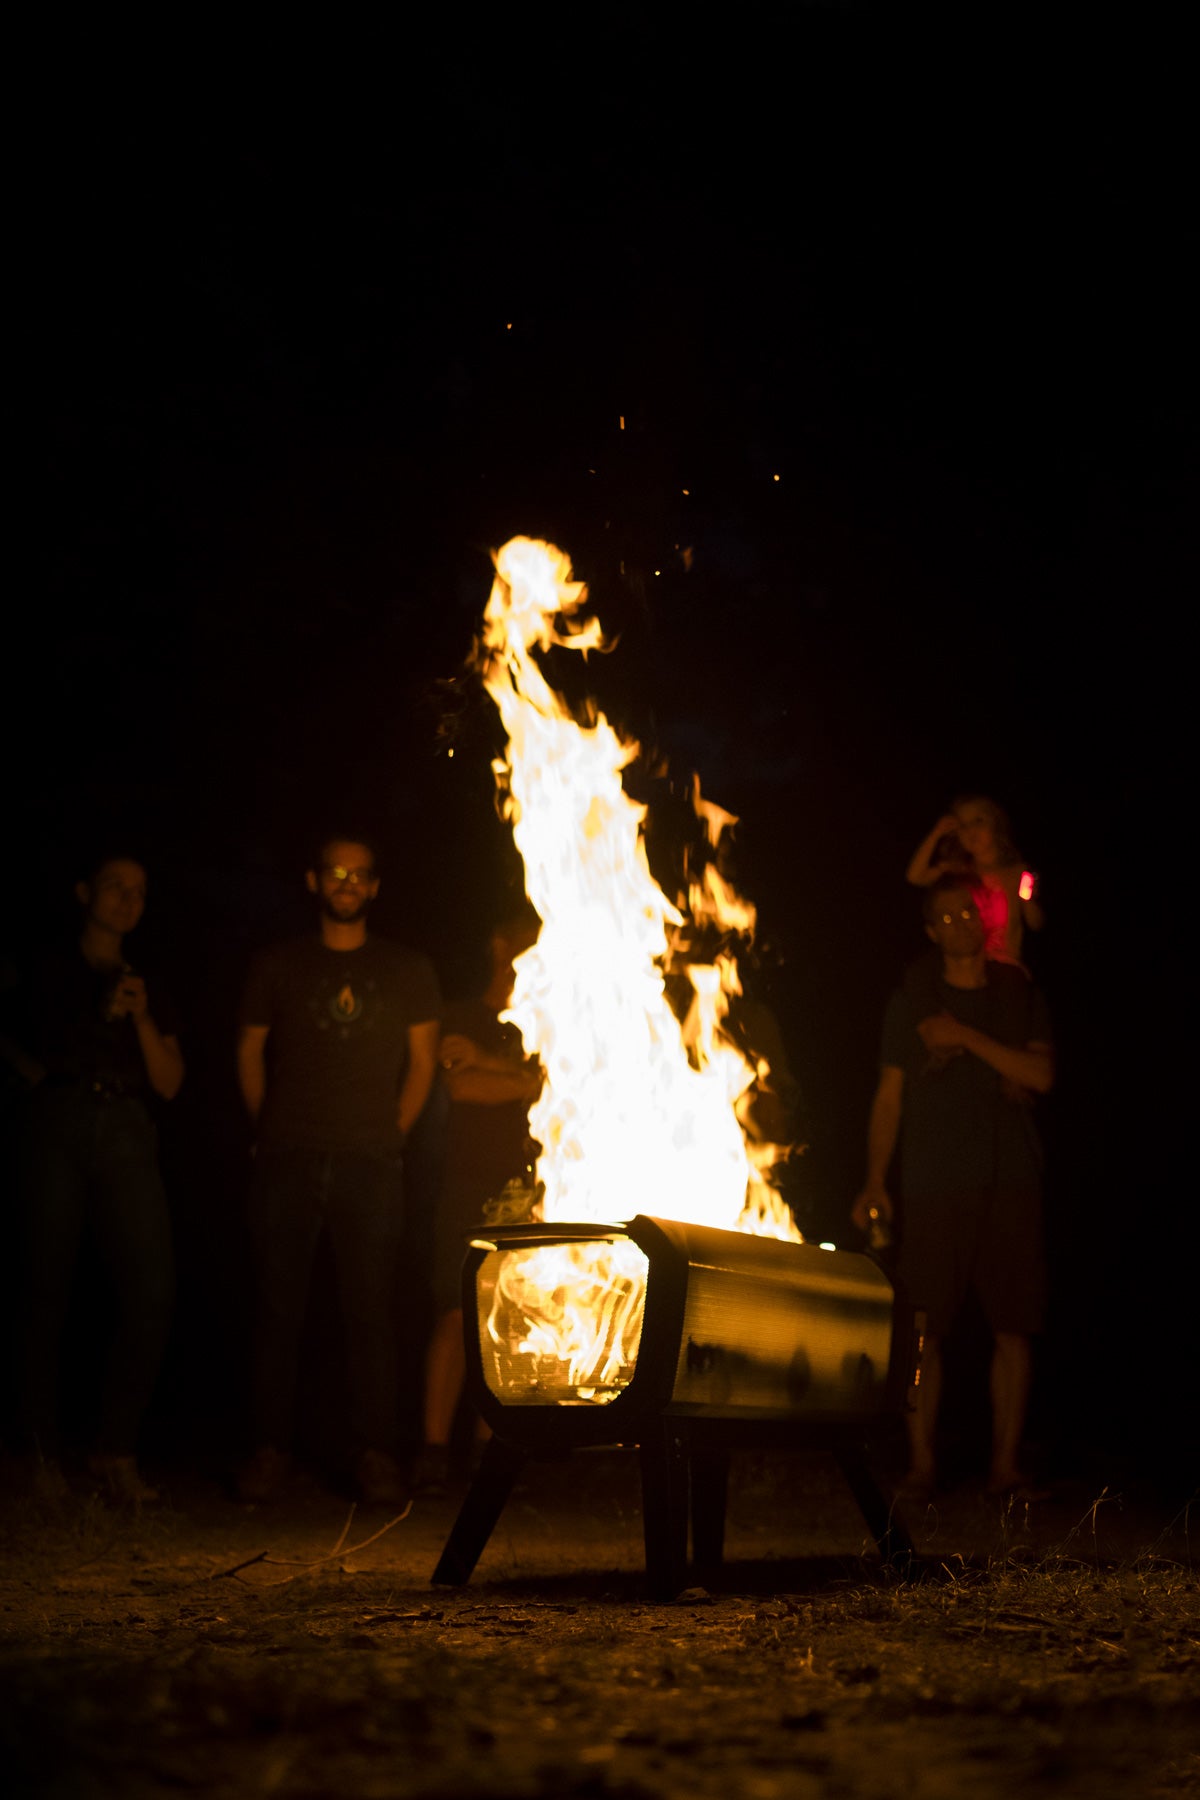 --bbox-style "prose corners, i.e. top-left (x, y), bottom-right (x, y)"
top-left (903, 1333), bottom-right (941, 1494)
top-left (988, 1332), bottom-right (1032, 1489)
top-left (423, 1309), bottom-right (466, 1448)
